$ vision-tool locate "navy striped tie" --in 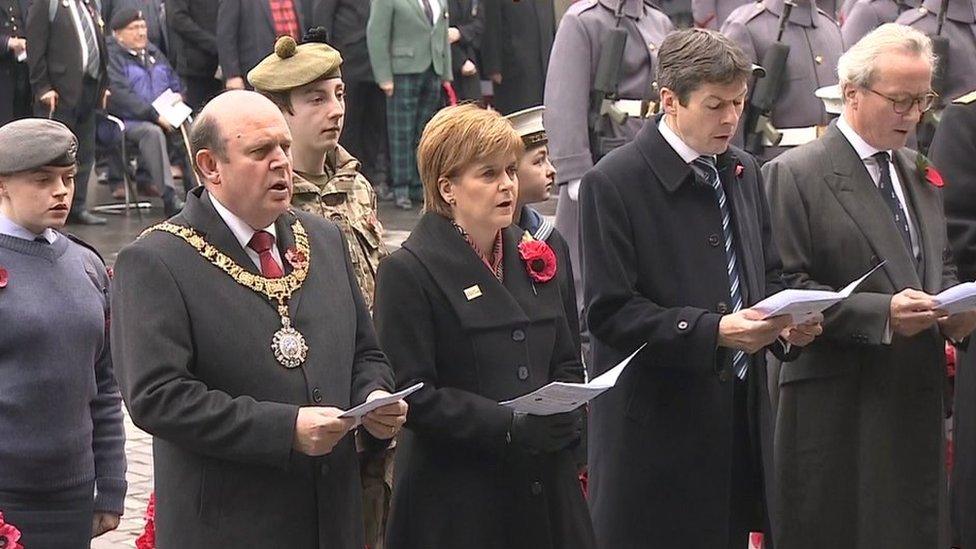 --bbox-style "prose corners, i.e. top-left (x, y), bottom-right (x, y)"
top-left (693, 156), bottom-right (749, 380)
